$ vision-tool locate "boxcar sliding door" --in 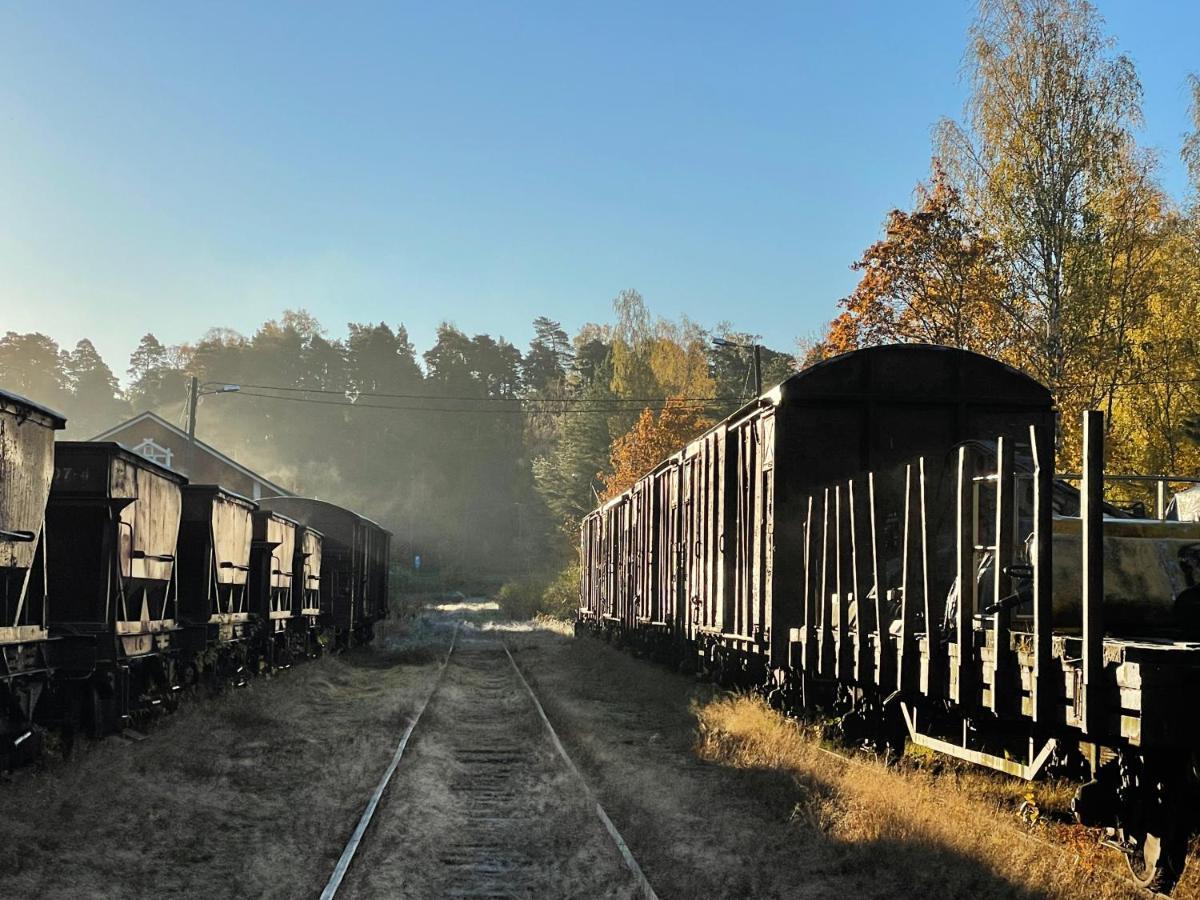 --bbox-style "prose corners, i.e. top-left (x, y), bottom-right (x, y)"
top-left (686, 426), bottom-right (728, 639)
top-left (726, 410), bottom-right (775, 652)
